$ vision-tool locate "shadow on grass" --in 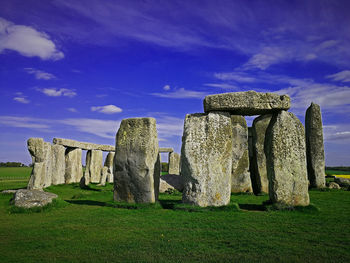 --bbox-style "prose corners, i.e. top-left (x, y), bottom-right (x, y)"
top-left (158, 199), bottom-right (182, 209)
top-left (238, 203), bottom-right (267, 211)
top-left (66, 199), bottom-right (161, 210)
